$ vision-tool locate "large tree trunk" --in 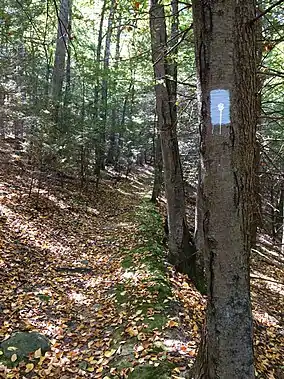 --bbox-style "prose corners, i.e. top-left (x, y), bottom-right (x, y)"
top-left (149, 0), bottom-right (196, 280)
top-left (192, 0), bottom-right (257, 377)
